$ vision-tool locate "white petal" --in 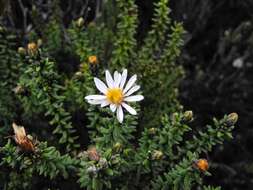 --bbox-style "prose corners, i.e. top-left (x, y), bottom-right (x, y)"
top-left (124, 85), bottom-right (140, 97)
top-left (122, 103), bottom-right (137, 115)
top-left (114, 71), bottom-right (121, 87)
top-left (85, 95), bottom-right (106, 100)
top-left (114, 71), bottom-right (119, 81)
top-left (124, 95), bottom-right (144, 102)
top-left (117, 73), bottom-right (122, 87)
top-left (94, 78), bottom-right (108, 94)
top-left (116, 105), bottom-right (124, 123)
top-left (123, 74), bottom-right (137, 94)
top-left (101, 100), bottom-right (110, 107)
top-left (119, 69), bottom-right (128, 89)
top-left (105, 70), bottom-right (114, 88)
top-left (87, 99), bottom-right (103, 105)
top-left (110, 104), bottom-right (117, 112)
